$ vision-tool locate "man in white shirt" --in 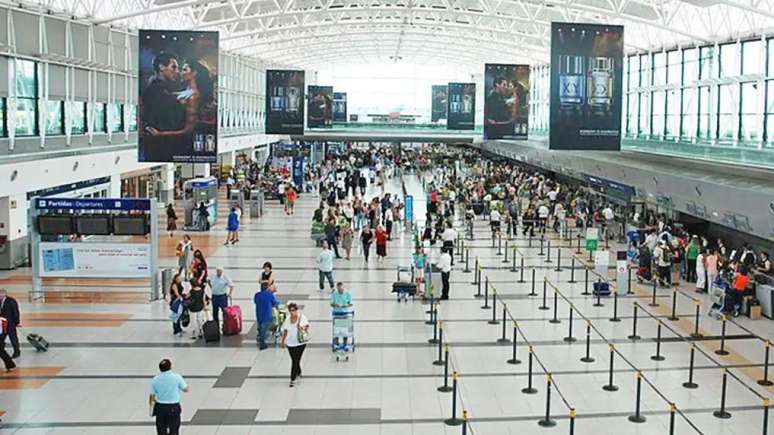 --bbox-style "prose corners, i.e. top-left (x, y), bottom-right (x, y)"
top-left (441, 222), bottom-right (457, 266)
top-left (489, 208), bottom-right (501, 236)
top-left (438, 250), bottom-right (452, 300)
top-left (537, 204), bottom-right (550, 234)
